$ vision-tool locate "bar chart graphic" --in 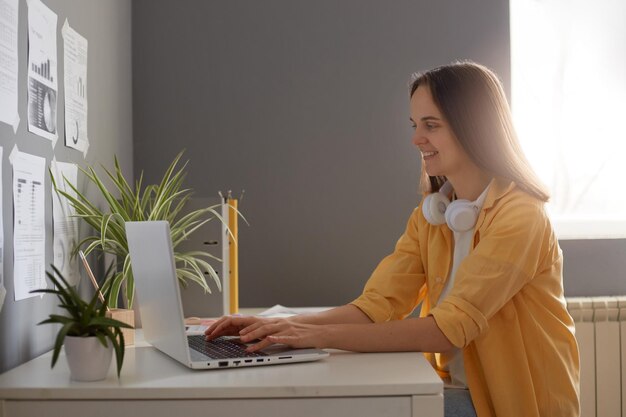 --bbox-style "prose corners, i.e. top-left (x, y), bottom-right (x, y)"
top-left (77, 77), bottom-right (85, 98)
top-left (31, 59), bottom-right (53, 83)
